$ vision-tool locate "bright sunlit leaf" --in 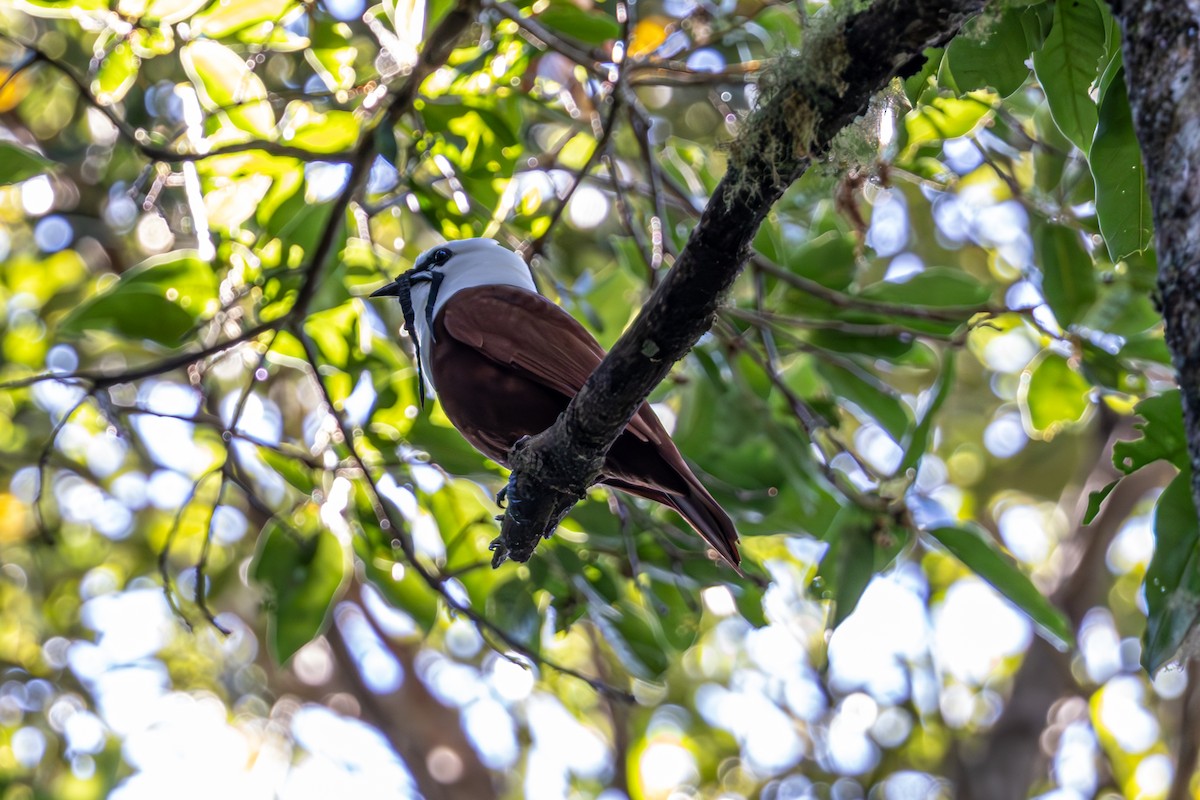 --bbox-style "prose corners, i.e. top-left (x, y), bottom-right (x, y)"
top-left (1019, 351), bottom-right (1092, 438)
top-left (92, 41), bottom-right (140, 105)
top-left (192, 0), bottom-right (296, 38)
top-left (181, 39), bottom-right (276, 138)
